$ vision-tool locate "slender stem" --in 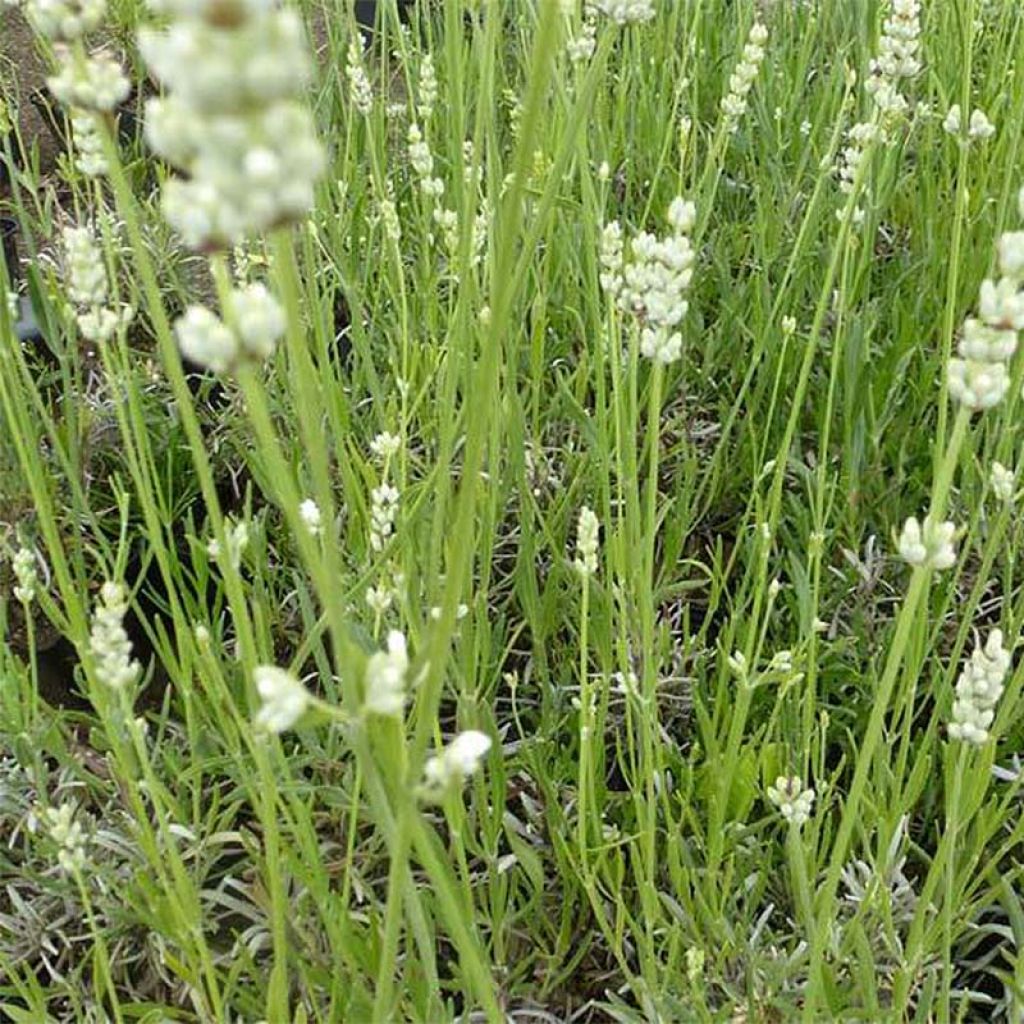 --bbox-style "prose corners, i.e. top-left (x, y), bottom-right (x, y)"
top-left (804, 408), bottom-right (971, 1017)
